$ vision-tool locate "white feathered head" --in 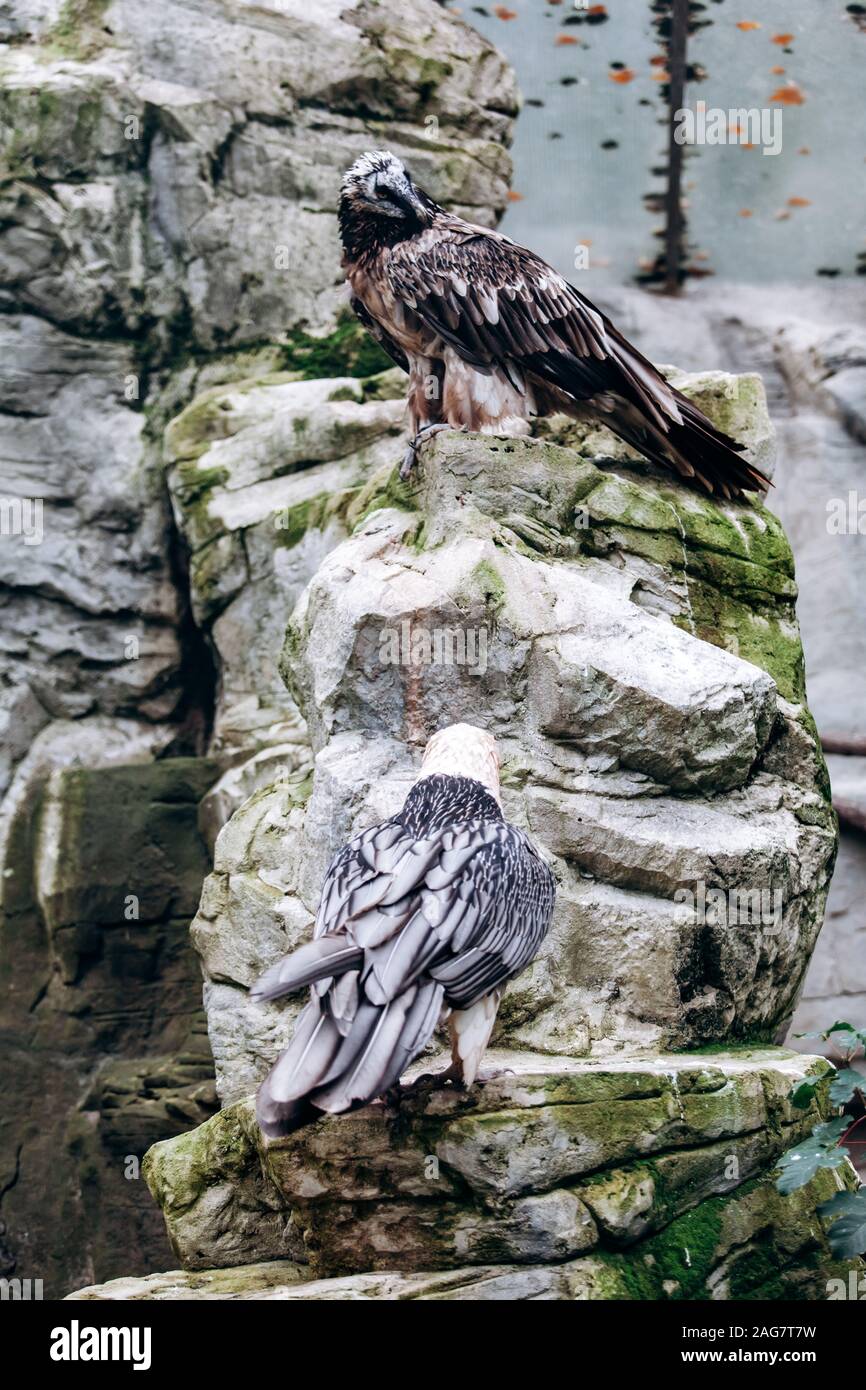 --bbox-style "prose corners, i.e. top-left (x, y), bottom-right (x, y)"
top-left (420, 724), bottom-right (500, 801)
